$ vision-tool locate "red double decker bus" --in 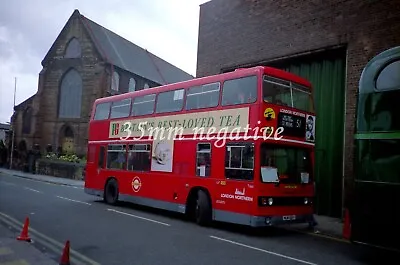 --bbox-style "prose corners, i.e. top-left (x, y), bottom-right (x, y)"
top-left (85, 66), bottom-right (316, 227)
